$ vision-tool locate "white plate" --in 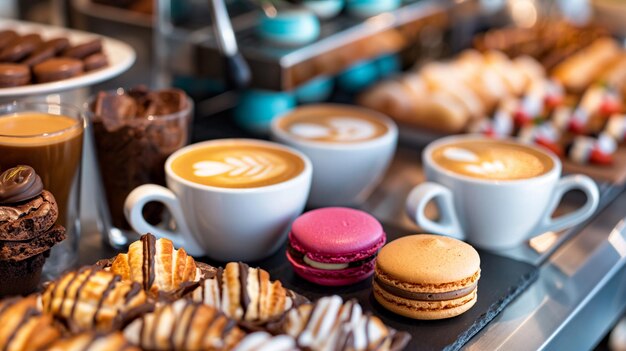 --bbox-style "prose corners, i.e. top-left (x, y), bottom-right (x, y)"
top-left (0, 19), bottom-right (136, 97)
